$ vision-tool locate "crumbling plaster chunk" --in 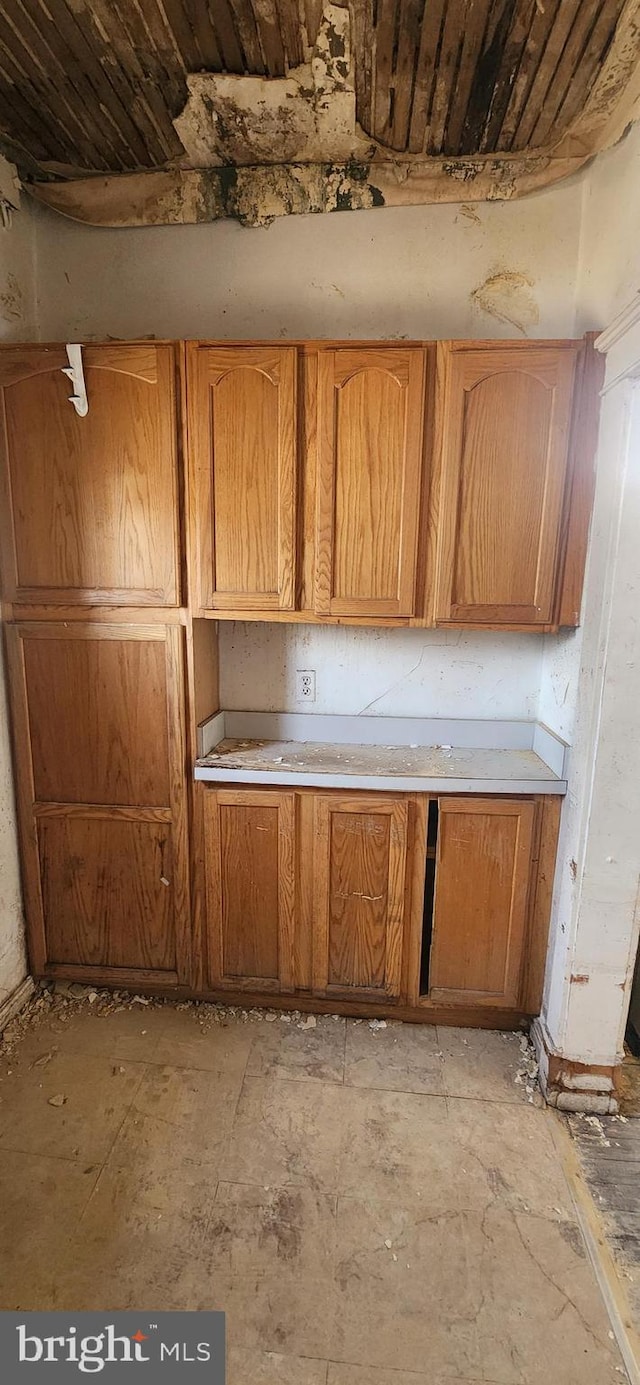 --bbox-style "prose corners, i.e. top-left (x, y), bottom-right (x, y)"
top-left (173, 3), bottom-right (373, 167)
